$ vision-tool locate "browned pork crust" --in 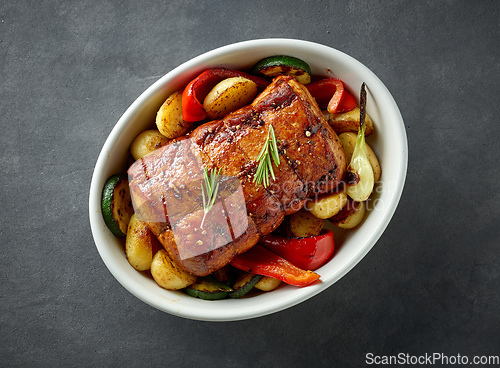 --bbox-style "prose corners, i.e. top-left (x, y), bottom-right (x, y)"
top-left (128, 75), bottom-right (346, 276)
